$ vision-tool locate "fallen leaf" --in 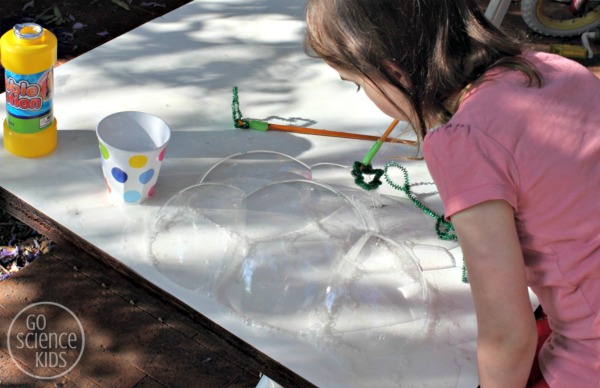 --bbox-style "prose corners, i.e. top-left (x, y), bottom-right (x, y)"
top-left (111, 0), bottom-right (131, 11)
top-left (22, 1), bottom-right (34, 11)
